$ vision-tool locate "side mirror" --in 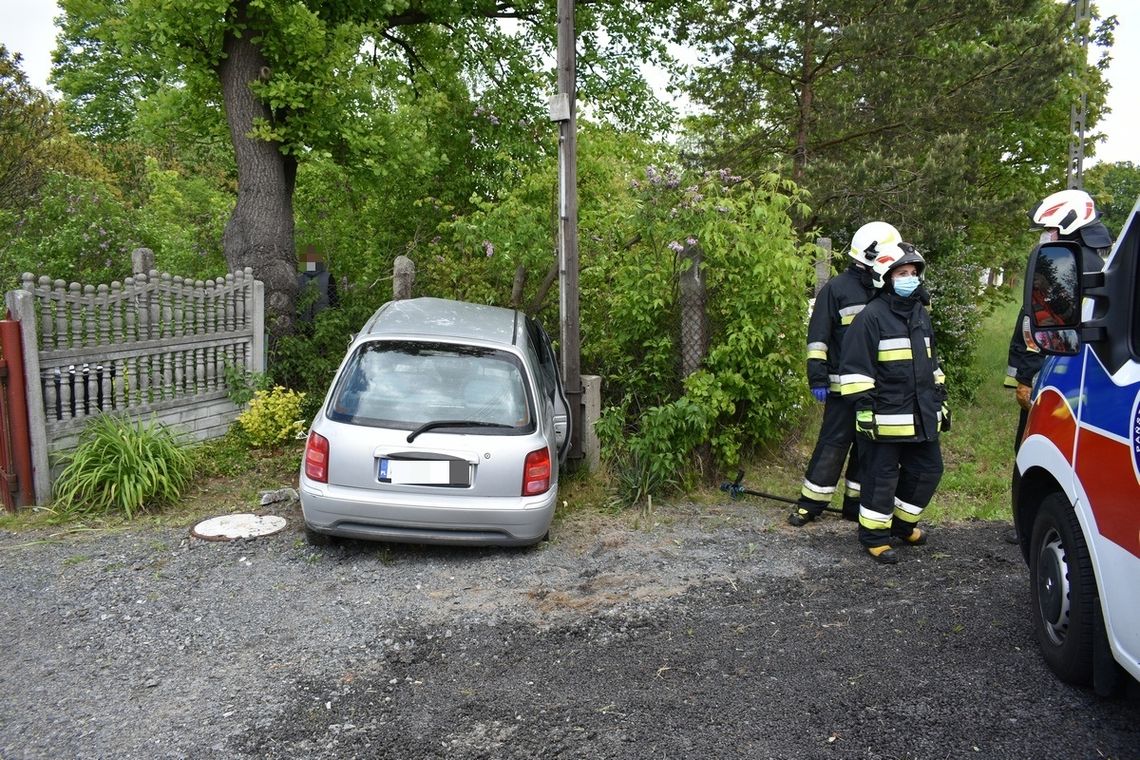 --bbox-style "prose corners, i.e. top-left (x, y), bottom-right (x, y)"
top-left (1024, 241), bottom-right (1082, 356)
